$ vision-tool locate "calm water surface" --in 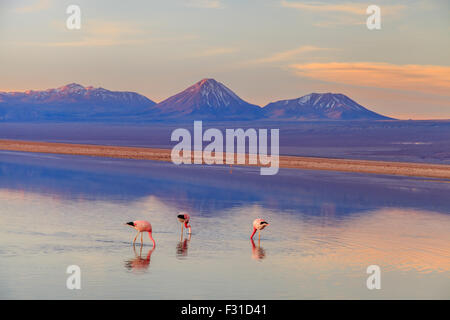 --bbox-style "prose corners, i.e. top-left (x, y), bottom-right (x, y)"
top-left (0, 151), bottom-right (449, 299)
